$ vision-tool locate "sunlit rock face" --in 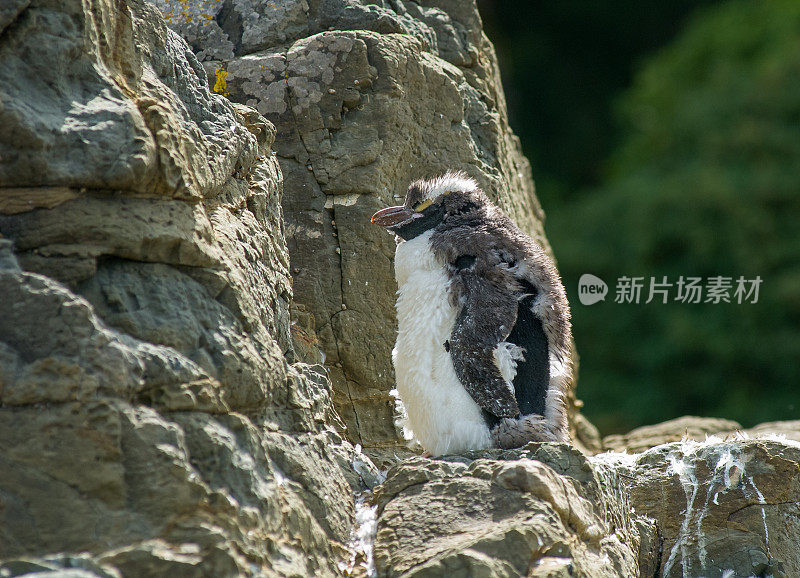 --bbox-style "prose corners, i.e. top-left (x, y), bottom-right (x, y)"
top-left (603, 415), bottom-right (744, 454)
top-left (373, 436), bottom-right (800, 578)
top-left (373, 445), bottom-right (645, 578)
top-left (0, 0), bottom-right (376, 575)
